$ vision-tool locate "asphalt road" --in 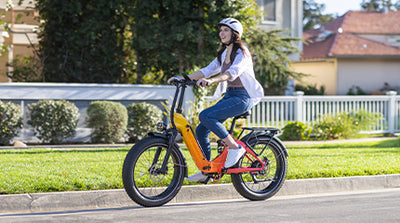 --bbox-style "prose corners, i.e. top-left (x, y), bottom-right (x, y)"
top-left (1, 188), bottom-right (400, 223)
